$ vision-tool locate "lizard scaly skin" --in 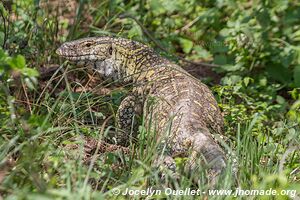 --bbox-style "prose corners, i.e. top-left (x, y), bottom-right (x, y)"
top-left (56, 36), bottom-right (226, 181)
